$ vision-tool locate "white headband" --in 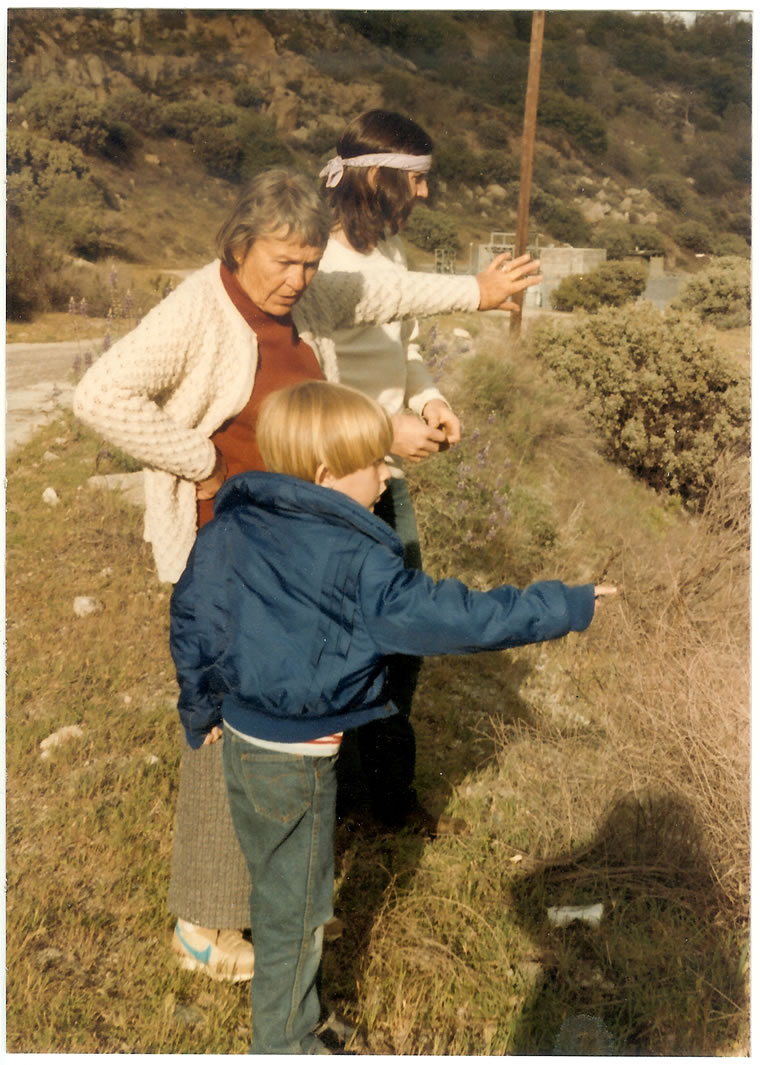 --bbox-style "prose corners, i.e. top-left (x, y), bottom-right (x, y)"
top-left (320, 152), bottom-right (432, 189)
